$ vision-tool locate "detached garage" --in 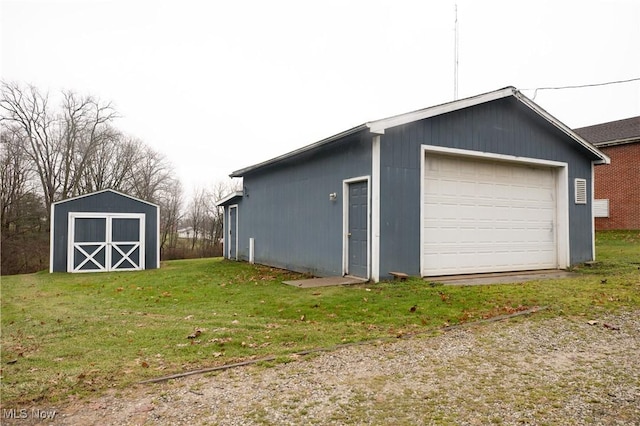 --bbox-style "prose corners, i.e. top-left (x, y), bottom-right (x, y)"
top-left (50, 189), bottom-right (160, 273)
top-left (218, 87), bottom-right (609, 282)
